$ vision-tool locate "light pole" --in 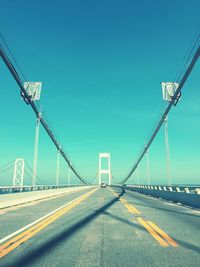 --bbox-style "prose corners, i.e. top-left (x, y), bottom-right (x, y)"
top-left (32, 112), bottom-right (41, 186)
top-left (68, 163), bottom-right (71, 186)
top-left (146, 149), bottom-right (150, 185)
top-left (24, 82), bottom-right (42, 187)
top-left (161, 82), bottom-right (179, 186)
top-left (164, 115), bottom-right (171, 186)
top-left (136, 165), bottom-right (140, 185)
top-left (56, 147), bottom-right (61, 186)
